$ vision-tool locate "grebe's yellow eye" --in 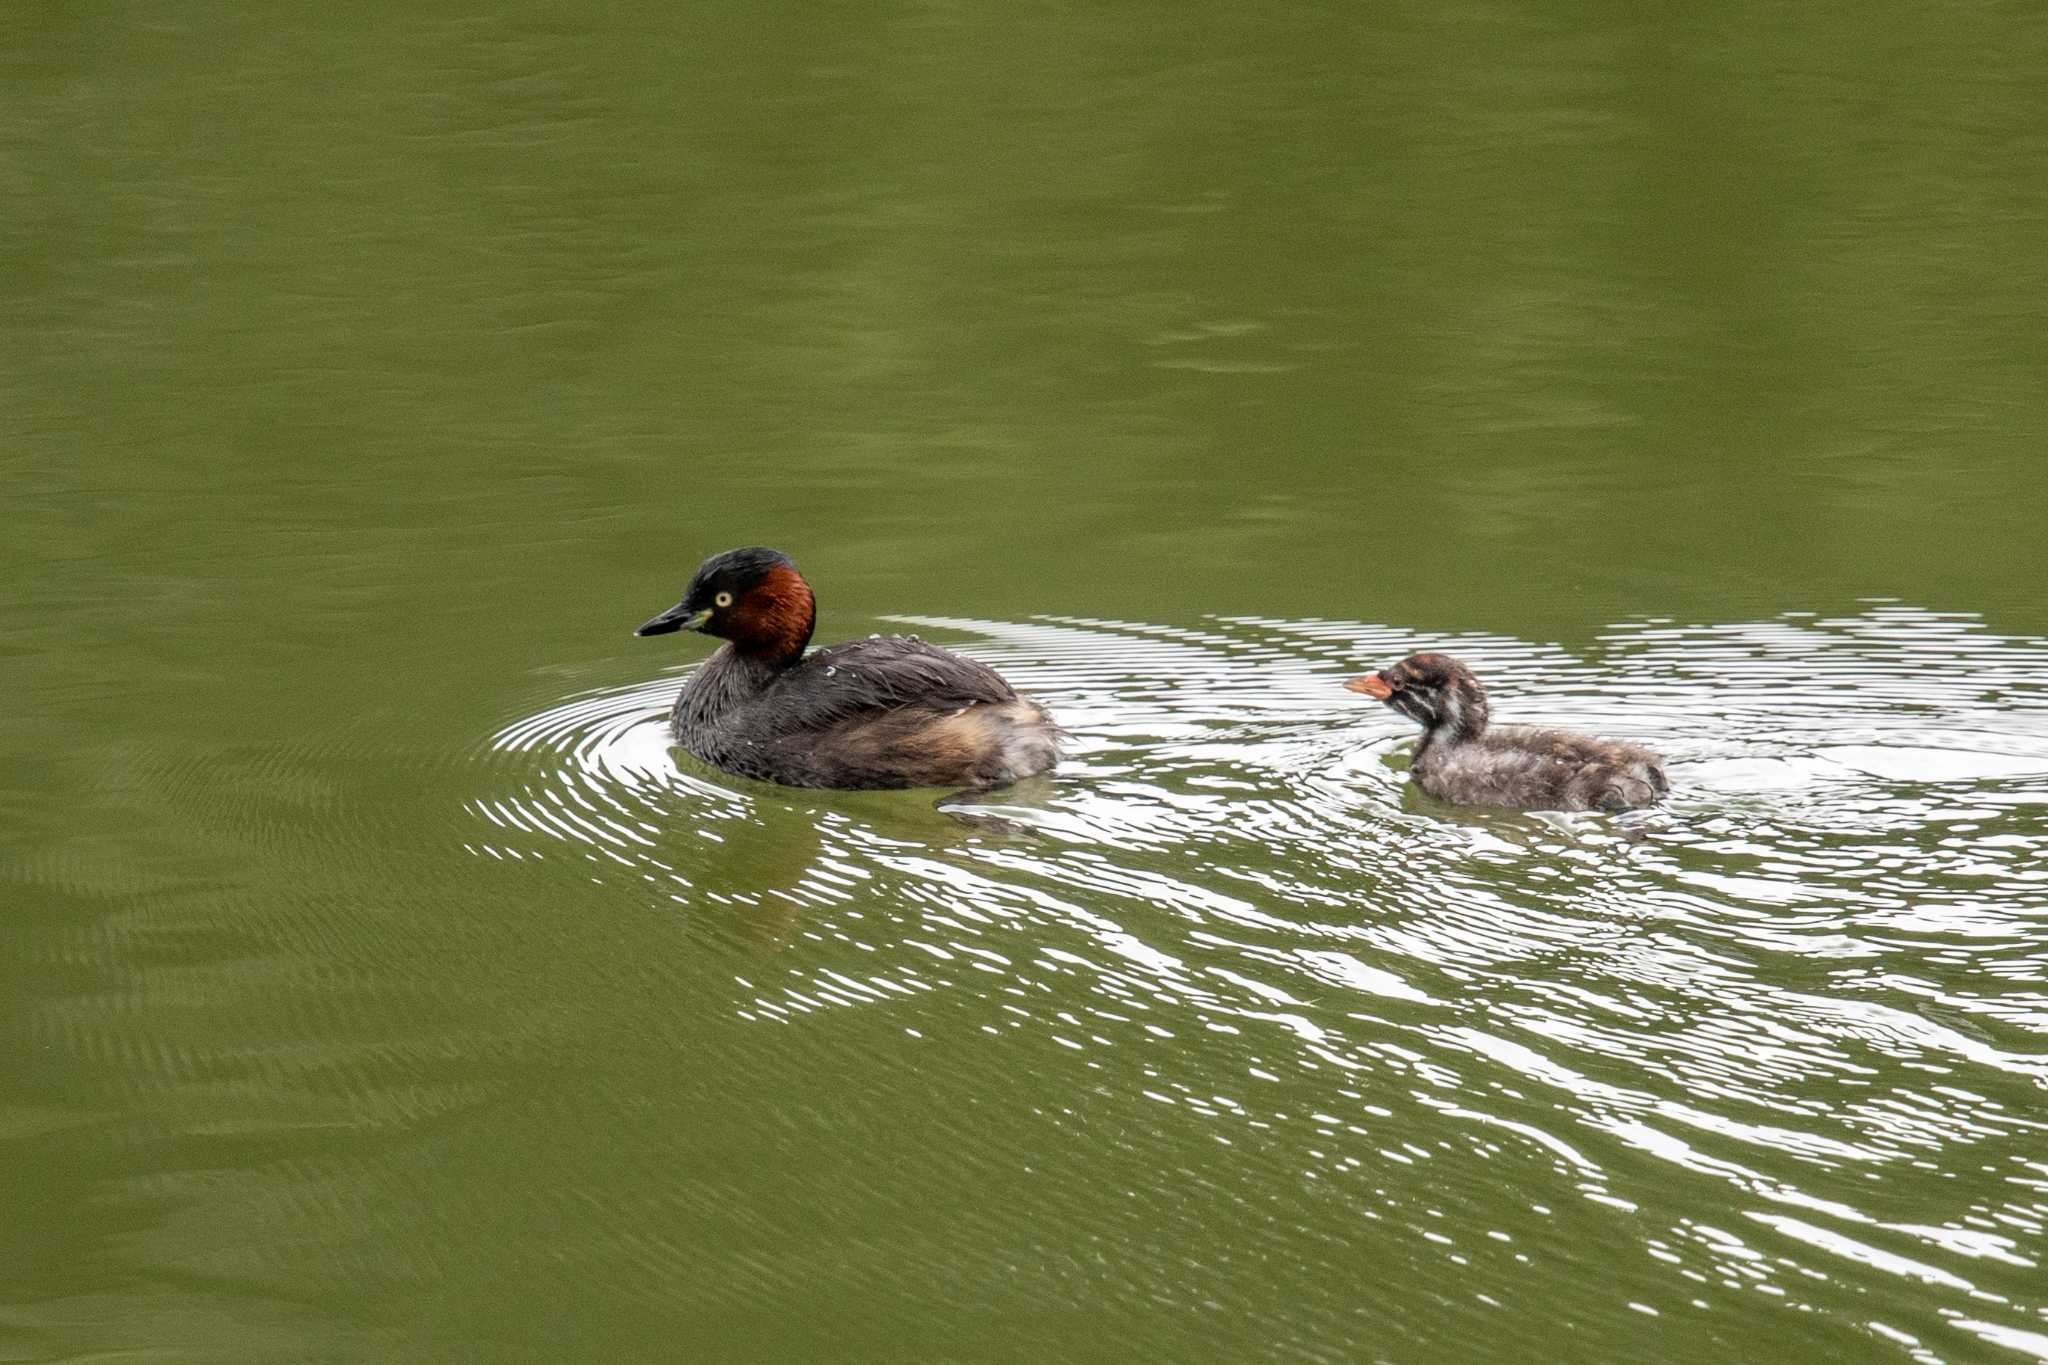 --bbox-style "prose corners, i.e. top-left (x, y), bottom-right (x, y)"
top-left (714, 591), bottom-right (734, 609)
